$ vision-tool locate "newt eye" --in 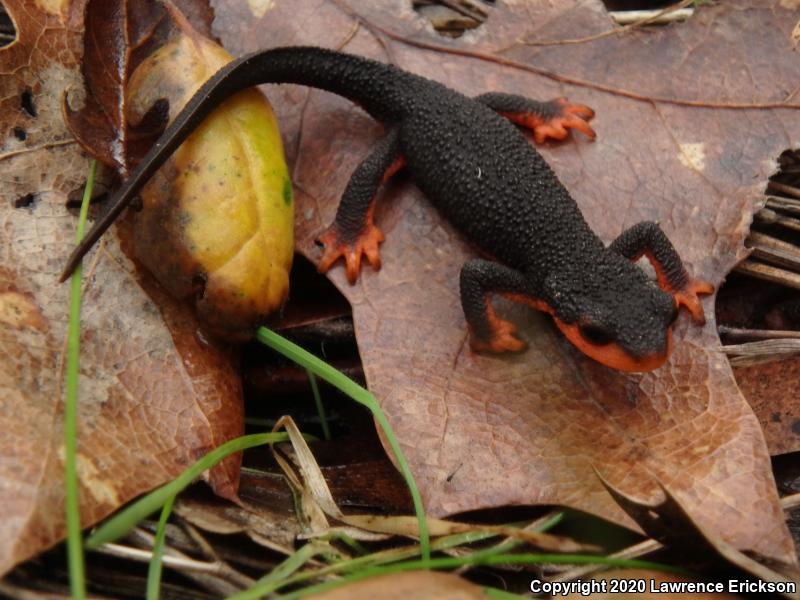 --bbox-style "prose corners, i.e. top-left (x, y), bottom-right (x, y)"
top-left (578, 322), bottom-right (615, 346)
